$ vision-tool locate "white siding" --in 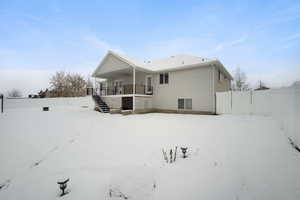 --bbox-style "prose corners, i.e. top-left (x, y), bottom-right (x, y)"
top-left (135, 71), bottom-right (151, 85)
top-left (152, 66), bottom-right (214, 112)
top-left (135, 96), bottom-right (153, 110)
top-left (214, 68), bottom-right (231, 92)
top-left (101, 96), bottom-right (121, 109)
top-left (95, 55), bottom-right (132, 75)
top-left (106, 75), bottom-right (132, 87)
top-left (104, 71), bottom-right (152, 88)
